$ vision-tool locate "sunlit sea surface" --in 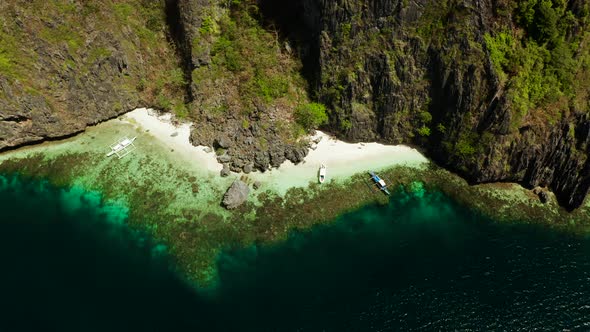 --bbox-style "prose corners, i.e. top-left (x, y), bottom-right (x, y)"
top-left (1, 174), bottom-right (589, 331)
